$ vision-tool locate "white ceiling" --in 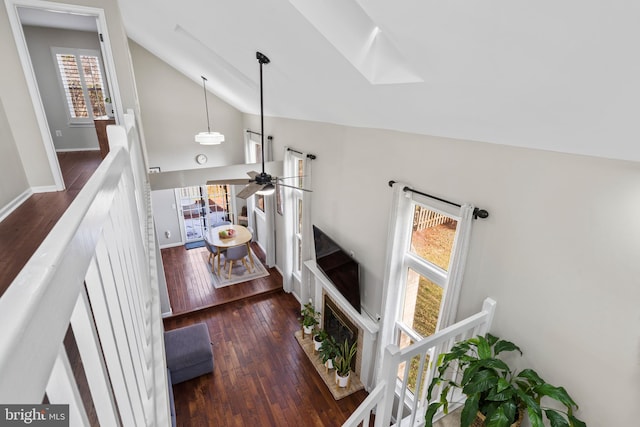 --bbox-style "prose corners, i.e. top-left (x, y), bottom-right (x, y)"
top-left (24, 1), bottom-right (640, 162)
